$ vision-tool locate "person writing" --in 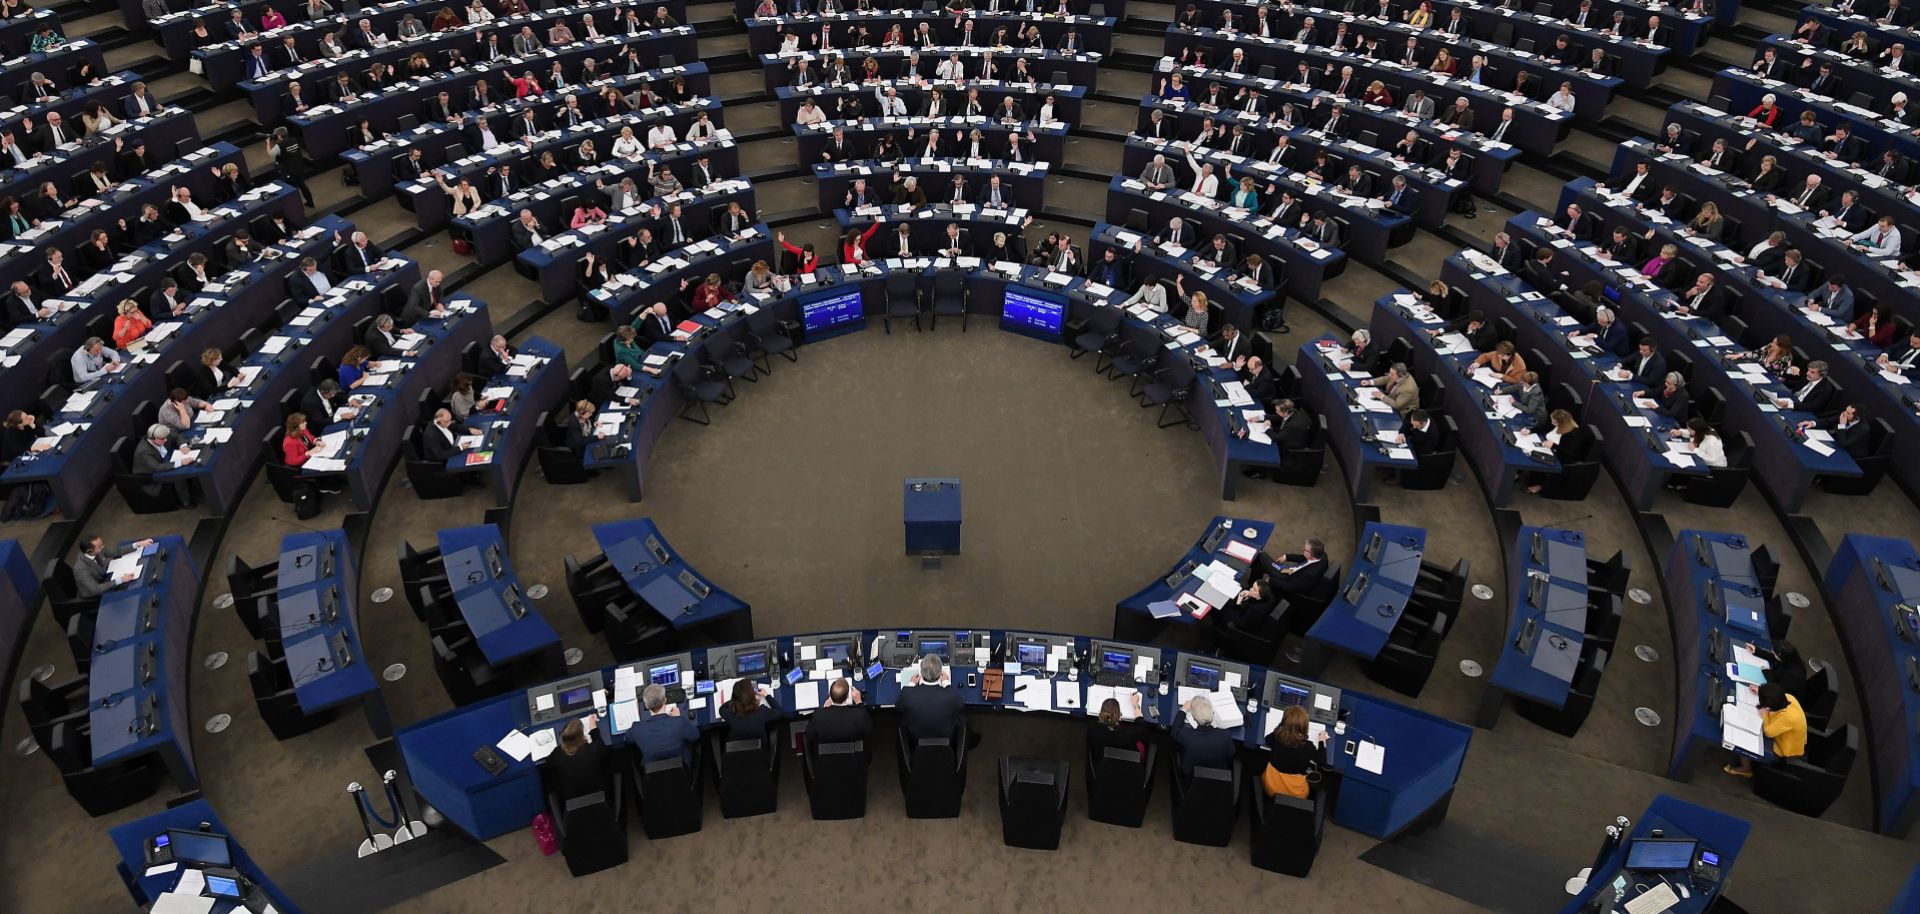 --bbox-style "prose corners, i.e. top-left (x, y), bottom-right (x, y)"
top-left (718, 678), bottom-right (783, 741)
top-left (627, 683), bottom-right (699, 766)
top-left (1170, 695), bottom-right (1234, 775)
top-left (1260, 706), bottom-right (1327, 799)
top-left (808, 678), bottom-right (871, 752)
top-left (1087, 695), bottom-right (1149, 760)
top-left (1725, 682), bottom-right (1806, 778)
top-left (545, 716), bottom-right (611, 802)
